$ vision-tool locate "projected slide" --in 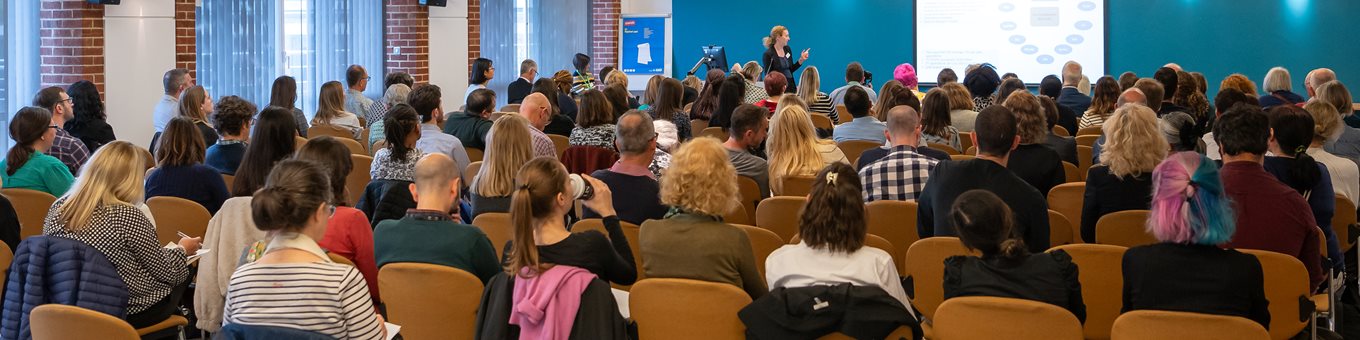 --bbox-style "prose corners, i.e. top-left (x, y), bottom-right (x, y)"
top-left (916, 0), bottom-right (1105, 83)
